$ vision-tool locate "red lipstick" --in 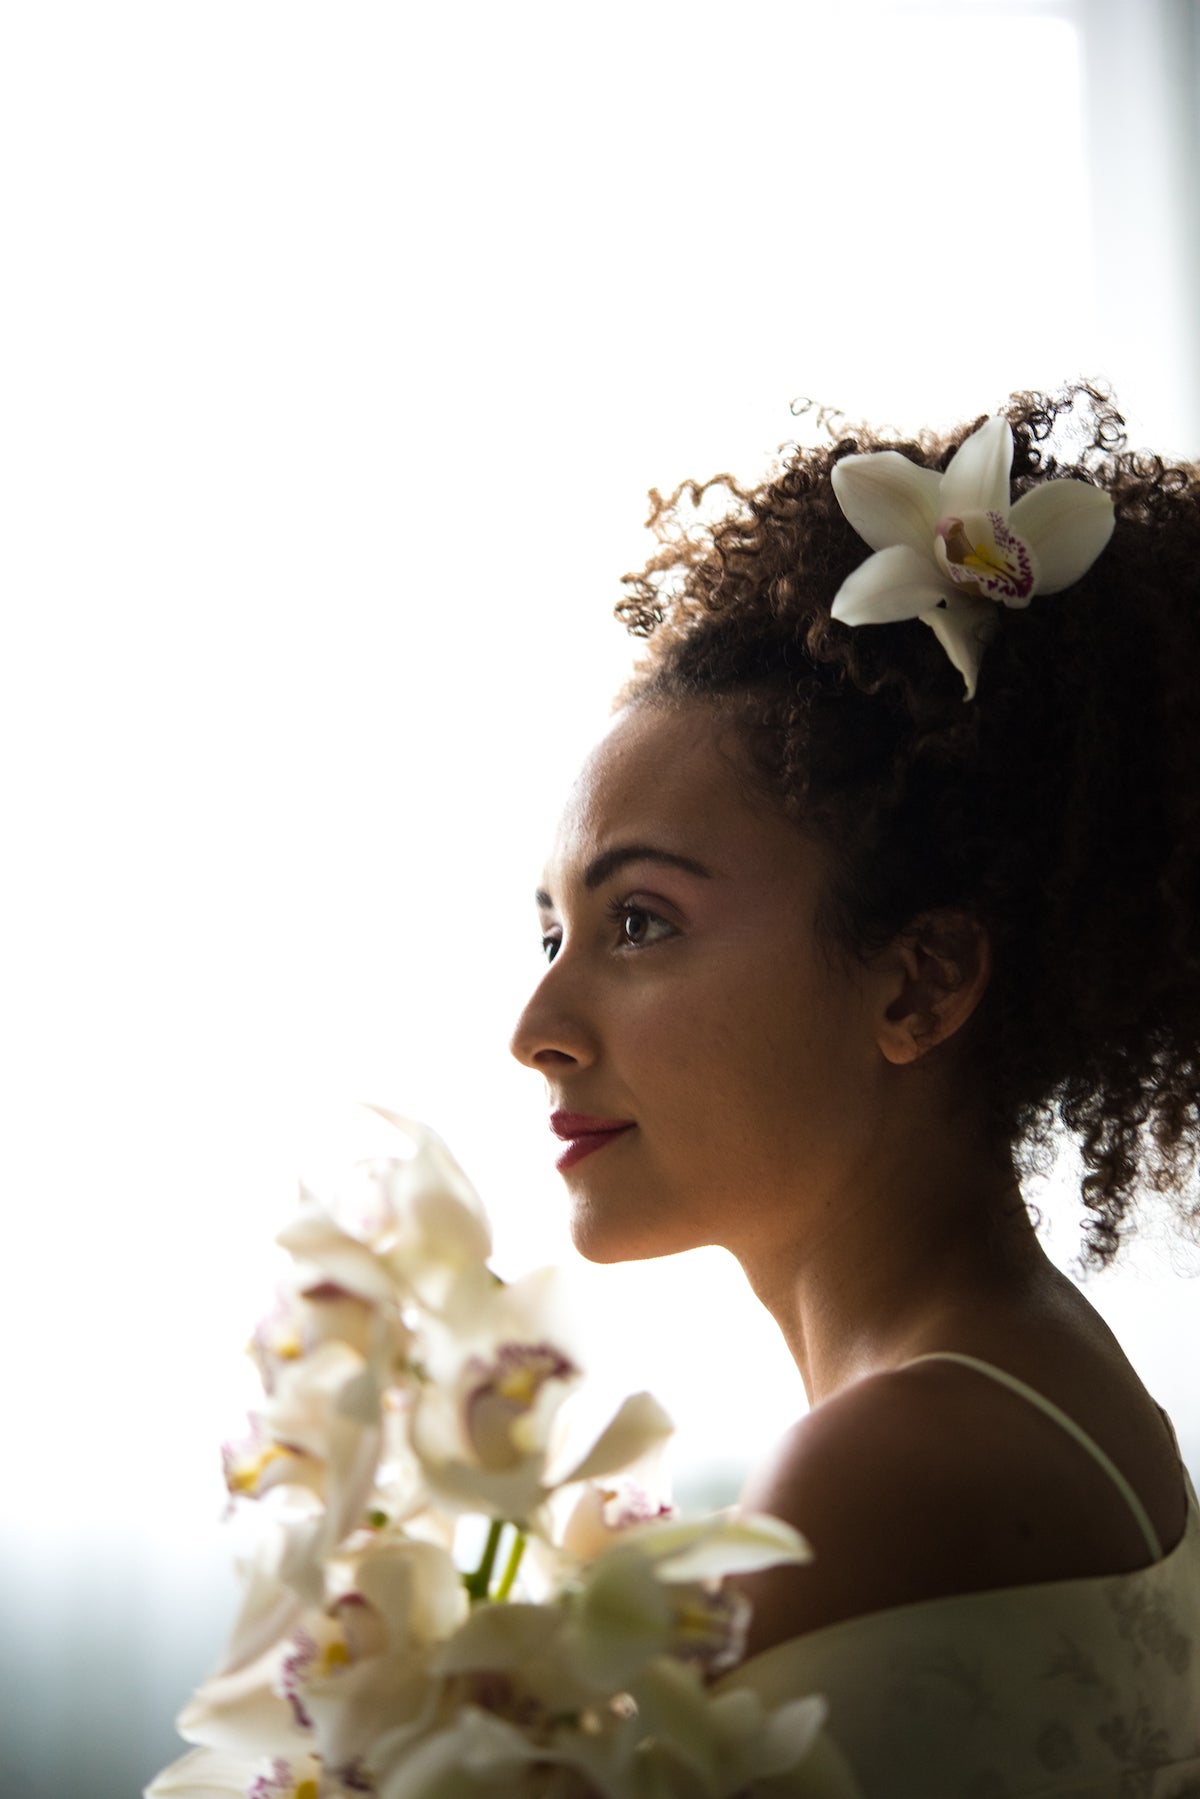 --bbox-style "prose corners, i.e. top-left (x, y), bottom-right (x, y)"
top-left (549, 1111), bottom-right (635, 1172)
